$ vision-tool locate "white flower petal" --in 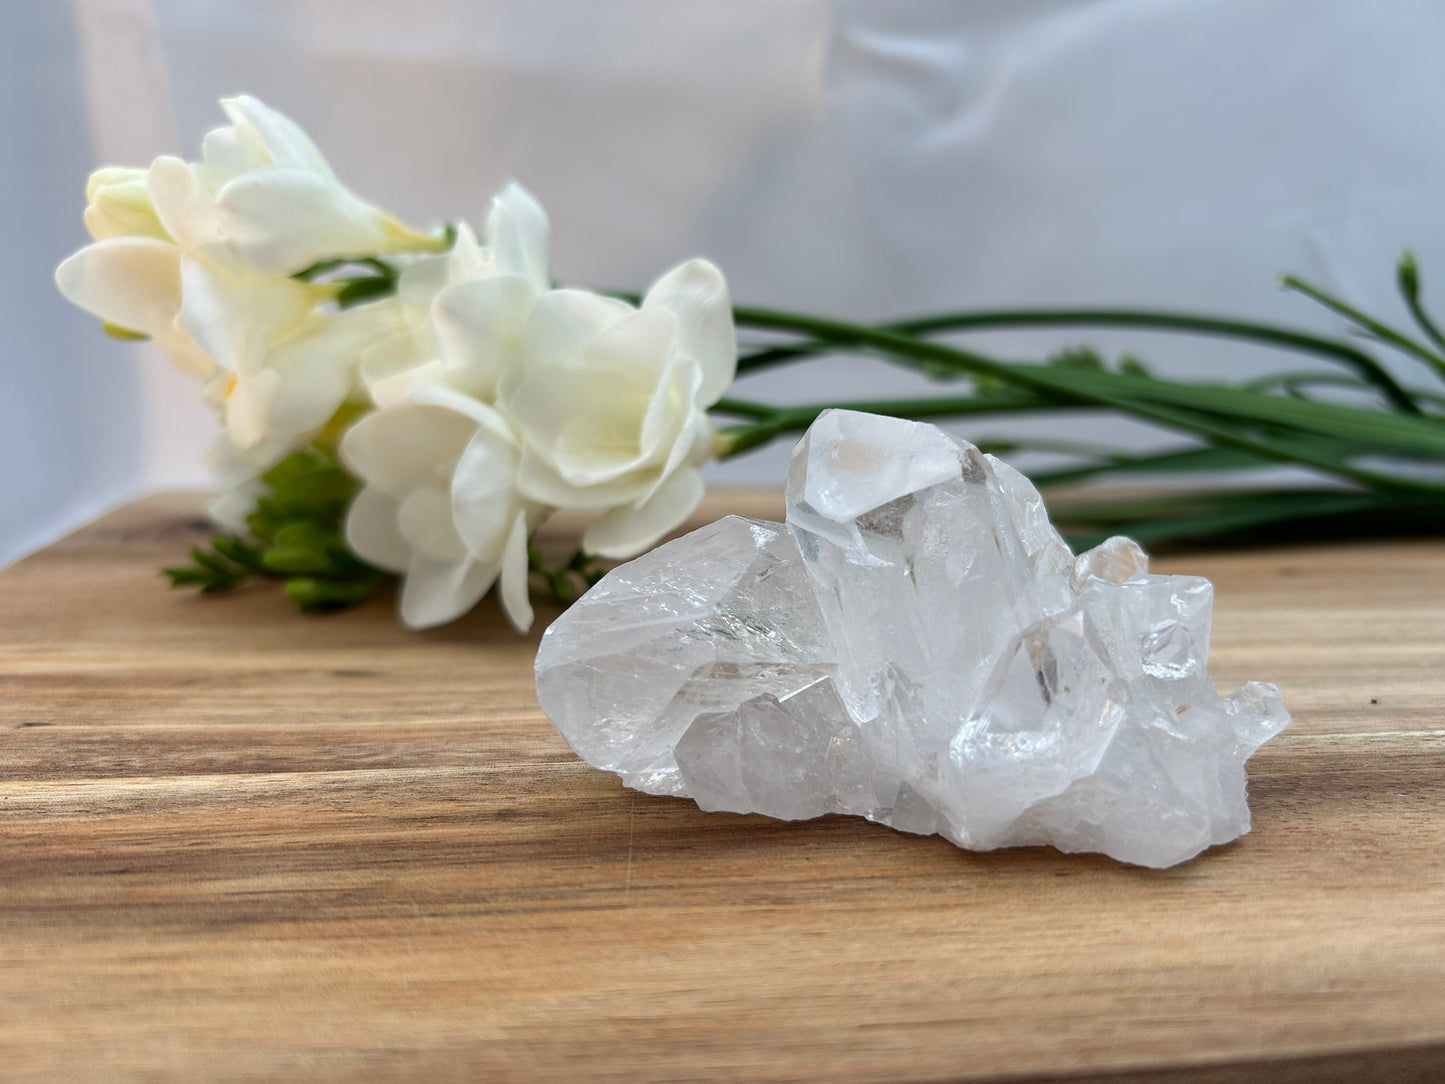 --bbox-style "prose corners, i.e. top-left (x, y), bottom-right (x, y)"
top-left (54, 237), bottom-right (181, 337)
top-left (487, 182), bottom-right (550, 294)
top-left (176, 256), bottom-right (249, 371)
top-left (515, 449), bottom-right (652, 511)
top-left (309, 293), bottom-right (407, 358)
top-left (634, 366), bottom-right (713, 506)
top-left (638, 354), bottom-right (701, 465)
top-left (521, 289), bottom-right (631, 373)
top-left (177, 255), bottom-right (317, 373)
top-left (344, 486), bottom-right (412, 574)
top-left (497, 512), bottom-right (534, 633)
top-left (368, 359), bottom-right (448, 409)
top-left (316, 295), bottom-right (410, 395)
top-left (87, 166), bottom-right (147, 204)
top-left (399, 553), bottom-right (498, 630)
top-left (582, 466), bottom-right (706, 559)
top-left (508, 307), bottom-right (673, 490)
top-left (432, 274), bottom-right (536, 401)
top-left (84, 167), bottom-right (168, 241)
top-left (554, 308), bottom-right (677, 478)
top-left (451, 415), bottom-right (523, 562)
top-left (152, 318), bottom-right (217, 379)
top-left (215, 165), bottom-right (392, 272)
top-left (249, 337), bottom-right (352, 446)
top-left (198, 124), bottom-right (264, 189)
top-left (643, 258), bottom-right (735, 405)
top-left (205, 437), bottom-right (267, 533)
top-left (358, 333), bottom-right (420, 393)
top-left (446, 220), bottom-right (487, 284)
top-left (225, 368), bottom-right (281, 451)
top-left (231, 434), bottom-right (302, 472)
top-left (340, 400), bottom-right (479, 497)
top-left (510, 372), bottom-right (644, 488)
top-left (220, 95), bottom-right (334, 176)
top-left (154, 329), bottom-right (217, 380)
top-left (396, 251), bottom-right (452, 322)
top-left (202, 369), bottom-right (235, 406)
top-left (583, 306), bottom-right (676, 392)
top-left (407, 382), bottom-right (504, 425)
top-left (208, 481), bottom-right (265, 535)
top-left (147, 156), bottom-right (224, 252)
top-left (398, 484), bottom-right (469, 563)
